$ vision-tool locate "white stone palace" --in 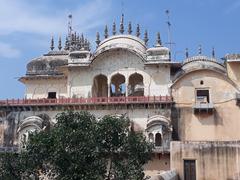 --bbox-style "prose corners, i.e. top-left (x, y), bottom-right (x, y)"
top-left (1, 14), bottom-right (240, 179)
